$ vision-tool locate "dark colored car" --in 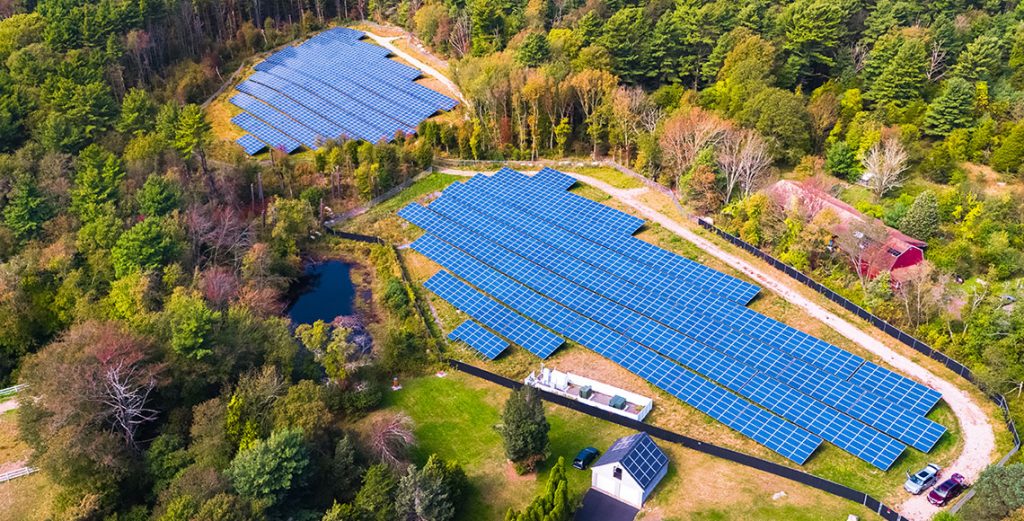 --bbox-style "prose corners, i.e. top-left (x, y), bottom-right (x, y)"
top-left (573, 447), bottom-right (600, 470)
top-left (928, 473), bottom-right (967, 506)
